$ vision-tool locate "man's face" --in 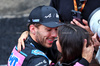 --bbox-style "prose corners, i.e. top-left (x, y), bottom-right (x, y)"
top-left (35, 25), bottom-right (57, 48)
